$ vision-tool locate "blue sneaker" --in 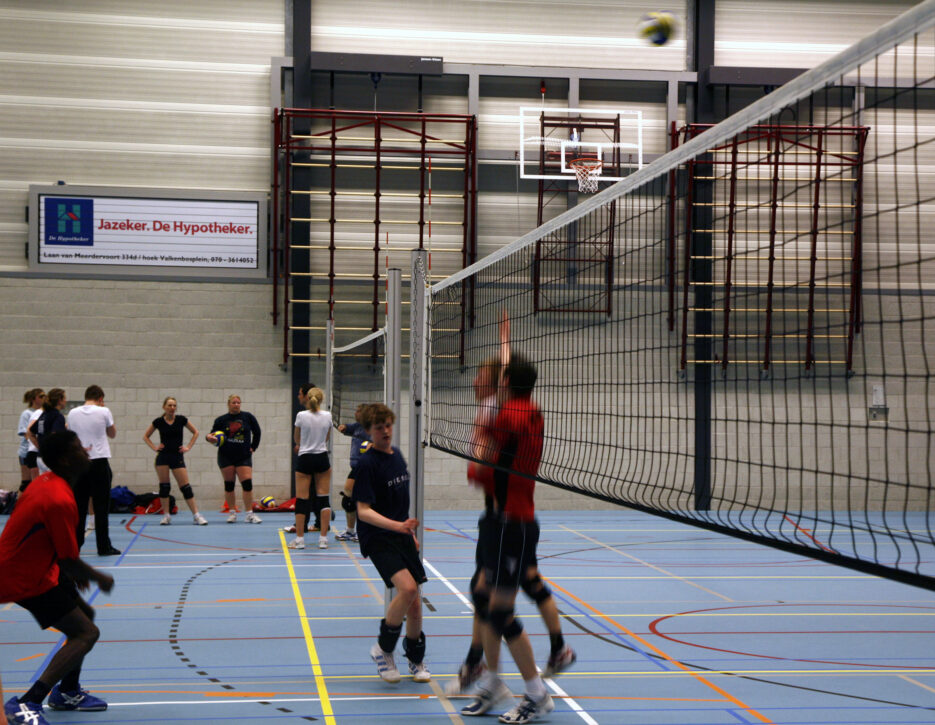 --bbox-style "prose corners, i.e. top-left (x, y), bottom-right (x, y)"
top-left (48, 685), bottom-right (108, 711)
top-left (4, 696), bottom-right (49, 724)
